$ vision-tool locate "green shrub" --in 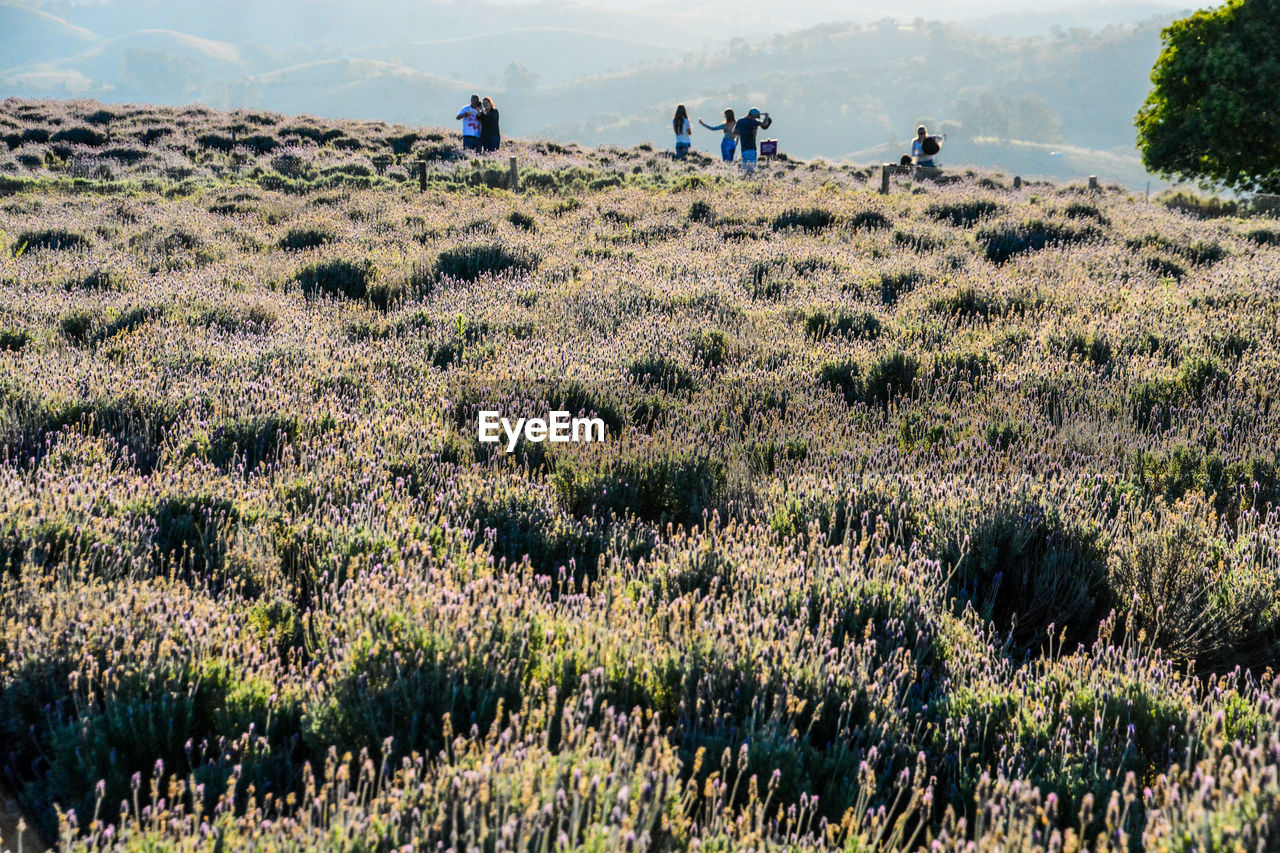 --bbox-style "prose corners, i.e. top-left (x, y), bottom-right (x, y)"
top-left (817, 360), bottom-right (860, 405)
top-left (931, 351), bottom-right (993, 386)
top-left (897, 409), bottom-right (950, 451)
top-left (931, 286), bottom-right (1035, 319)
top-left (627, 355), bottom-right (696, 391)
top-left (862, 351), bottom-right (920, 407)
top-left (508, 210), bottom-right (537, 232)
top-left (388, 133), bottom-right (420, 154)
top-left (1054, 332), bottom-right (1112, 366)
top-left (1062, 201), bottom-right (1108, 223)
top-left (296, 258), bottom-right (379, 303)
top-left (927, 199), bottom-right (1000, 227)
top-left (553, 453), bottom-right (726, 524)
top-left (589, 175), bottom-right (624, 191)
top-left (688, 200), bottom-right (715, 223)
top-left (1159, 190), bottom-right (1242, 219)
top-left (547, 382), bottom-right (627, 433)
top-left (435, 243), bottom-right (539, 282)
top-left (977, 219), bottom-right (1099, 264)
top-left (934, 503), bottom-right (1110, 652)
top-left (772, 207), bottom-right (835, 232)
top-left (1246, 227), bottom-right (1280, 246)
top-left (248, 597), bottom-right (305, 659)
top-left (1144, 254), bottom-right (1186, 279)
top-left (50, 126), bottom-right (107, 147)
top-left (1130, 356), bottom-right (1223, 430)
top-left (892, 229), bottom-right (945, 252)
top-left (791, 256), bottom-right (839, 276)
top-left (67, 267), bottom-right (128, 292)
top-left (984, 420), bottom-right (1022, 448)
top-left (278, 226), bottom-right (335, 251)
top-left (1133, 444), bottom-right (1278, 518)
top-left (58, 309), bottom-right (96, 344)
top-left (746, 258), bottom-right (790, 299)
top-left (139, 494), bottom-right (236, 575)
top-left (803, 309), bottom-right (880, 340)
top-left (187, 415), bottom-right (300, 473)
top-left (816, 352), bottom-right (923, 409)
top-left (1183, 239), bottom-right (1227, 265)
top-left (1176, 355), bottom-right (1223, 397)
top-left (1108, 499), bottom-right (1278, 667)
top-left (848, 210), bottom-right (891, 230)
top-left (0, 329), bottom-right (28, 352)
top-left (241, 134), bottom-right (280, 154)
top-left (876, 269), bottom-right (925, 304)
top-left (747, 439), bottom-right (809, 475)
top-left (693, 329), bottom-right (731, 368)
top-left (16, 228), bottom-right (90, 252)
